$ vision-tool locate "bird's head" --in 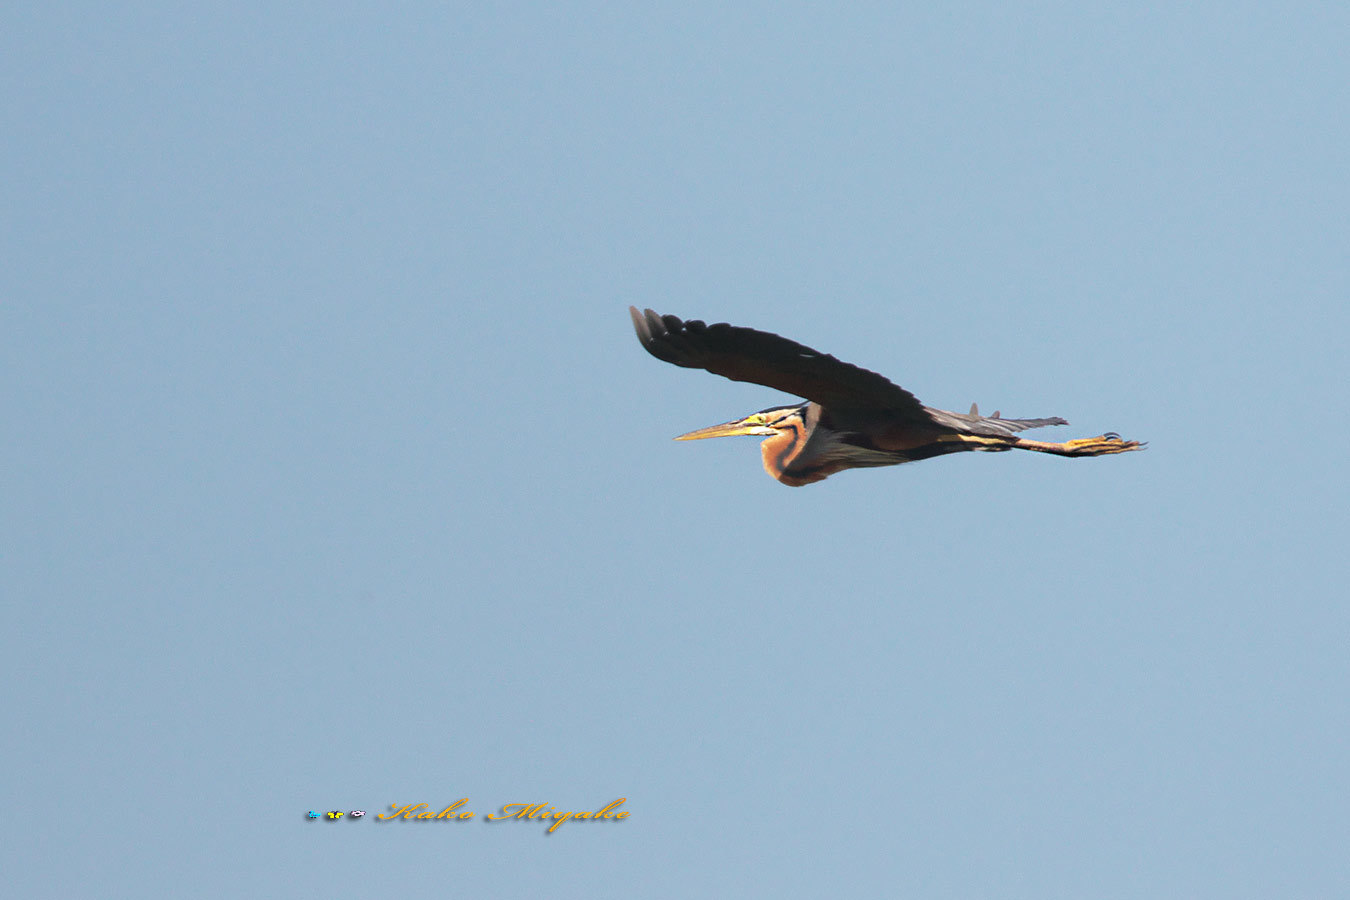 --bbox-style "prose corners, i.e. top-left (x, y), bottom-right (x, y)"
top-left (674, 404), bottom-right (807, 442)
